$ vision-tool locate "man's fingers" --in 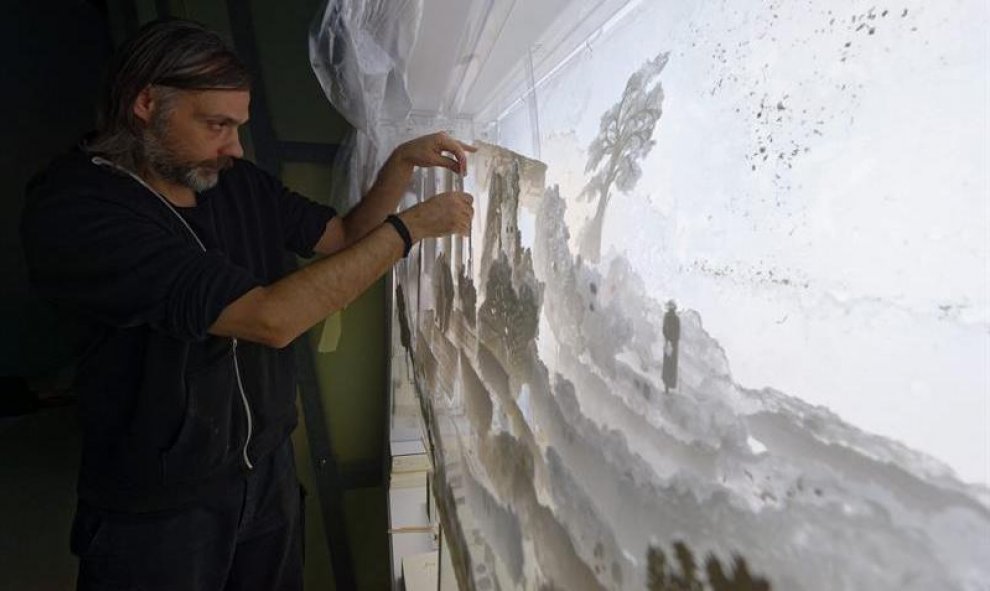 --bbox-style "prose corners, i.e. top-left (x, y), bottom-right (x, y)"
top-left (461, 201), bottom-right (474, 235)
top-left (455, 142), bottom-right (478, 174)
top-left (446, 146), bottom-right (468, 175)
top-left (449, 191), bottom-right (472, 236)
top-left (436, 133), bottom-right (473, 175)
top-left (438, 154), bottom-right (461, 174)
